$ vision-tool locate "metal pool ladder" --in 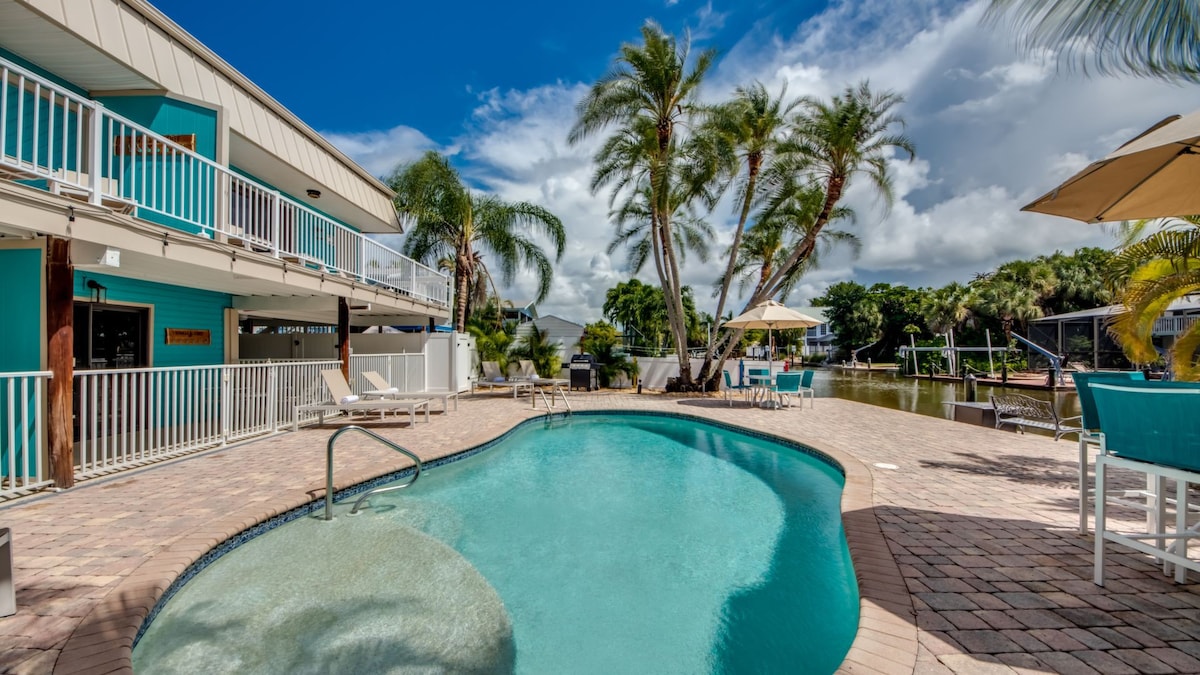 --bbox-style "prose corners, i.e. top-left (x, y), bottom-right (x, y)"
top-left (324, 425), bottom-right (422, 521)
